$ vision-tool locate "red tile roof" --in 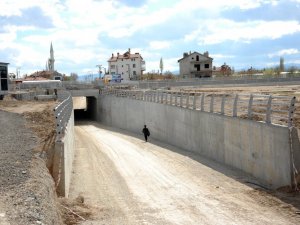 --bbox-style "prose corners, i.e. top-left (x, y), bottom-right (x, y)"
top-left (108, 51), bottom-right (143, 62)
